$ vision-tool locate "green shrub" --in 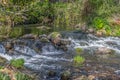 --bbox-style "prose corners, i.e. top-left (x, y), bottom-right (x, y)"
top-left (73, 56), bottom-right (85, 66)
top-left (0, 72), bottom-right (10, 80)
top-left (92, 17), bottom-right (110, 30)
top-left (15, 72), bottom-right (33, 80)
top-left (10, 59), bottom-right (24, 68)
